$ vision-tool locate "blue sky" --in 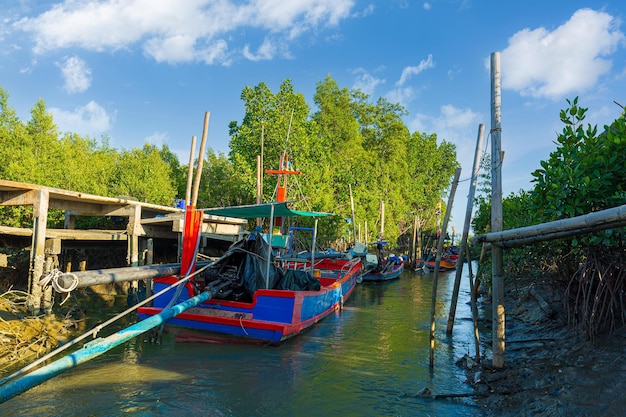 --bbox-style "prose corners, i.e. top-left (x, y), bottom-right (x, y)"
top-left (1, 0), bottom-right (625, 232)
